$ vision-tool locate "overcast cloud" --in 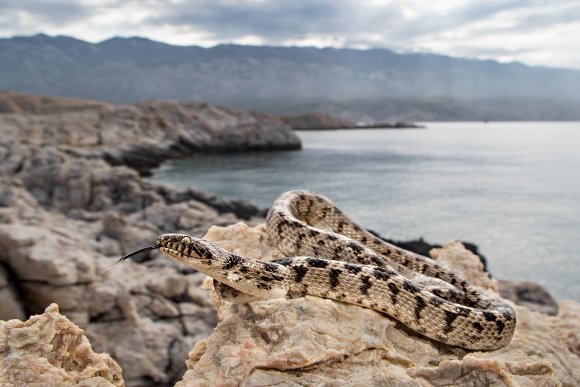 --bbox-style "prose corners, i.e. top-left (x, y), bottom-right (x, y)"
top-left (0, 0), bottom-right (579, 70)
